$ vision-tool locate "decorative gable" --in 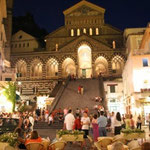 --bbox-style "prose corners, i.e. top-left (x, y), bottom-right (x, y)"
top-left (67, 5), bottom-right (103, 17)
